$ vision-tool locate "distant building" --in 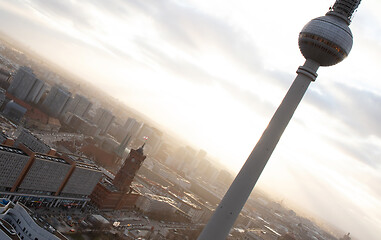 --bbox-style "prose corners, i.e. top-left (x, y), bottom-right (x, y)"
top-left (62, 94), bottom-right (92, 118)
top-left (134, 124), bottom-right (162, 156)
top-left (2, 101), bottom-right (27, 124)
top-left (0, 198), bottom-right (67, 240)
top-left (65, 113), bottom-right (99, 136)
top-left (193, 149), bottom-right (207, 169)
top-left (100, 137), bottom-right (119, 153)
top-left (5, 93), bottom-right (61, 132)
top-left (124, 117), bottom-right (142, 139)
top-left (92, 108), bottom-right (114, 135)
top-left (196, 159), bottom-right (219, 182)
top-left (114, 134), bottom-right (130, 158)
top-left (340, 233), bottom-right (351, 240)
top-left (8, 66), bottom-right (46, 104)
top-left (90, 145), bottom-right (146, 210)
top-left (14, 128), bottom-right (50, 154)
top-left (0, 67), bottom-right (11, 84)
top-left (215, 169), bottom-right (233, 187)
top-left (25, 117), bottom-right (61, 133)
top-left (173, 146), bottom-right (197, 172)
top-left (41, 85), bottom-right (71, 118)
